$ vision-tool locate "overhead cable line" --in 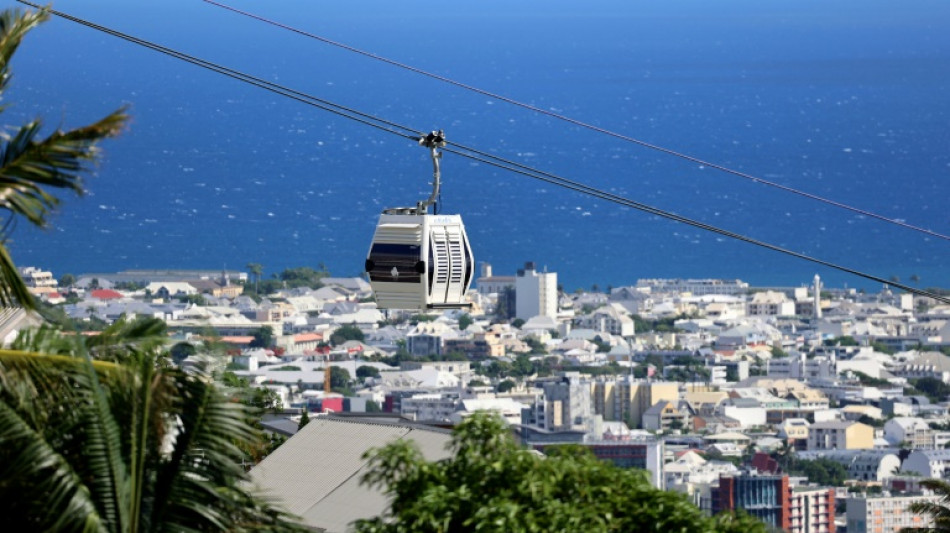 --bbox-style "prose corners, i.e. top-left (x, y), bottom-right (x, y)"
top-left (16, 1), bottom-right (423, 143)
top-left (22, 1), bottom-right (950, 305)
top-left (201, 0), bottom-right (950, 243)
